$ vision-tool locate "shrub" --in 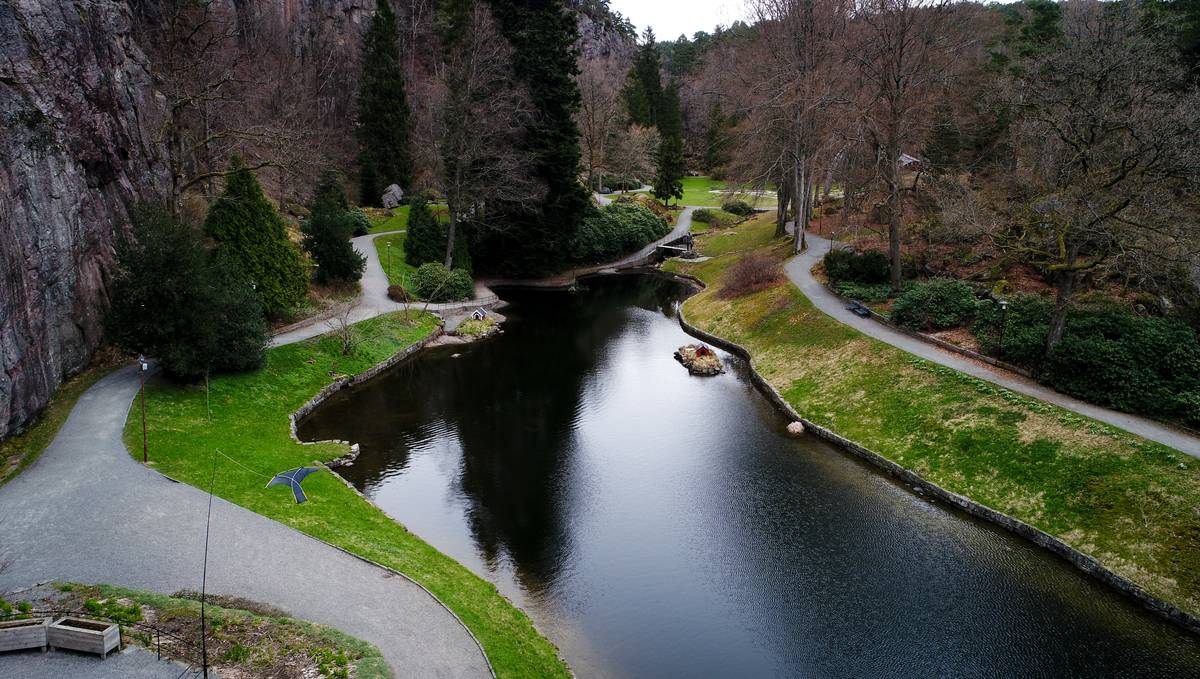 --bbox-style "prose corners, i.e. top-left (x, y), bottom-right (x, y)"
top-left (1041, 313), bottom-right (1200, 420)
top-left (607, 177), bottom-right (641, 192)
top-left (832, 281), bottom-right (892, 304)
top-left (823, 249), bottom-right (890, 284)
top-left (204, 158), bottom-right (308, 314)
top-left (108, 205), bottom-right (268, 381)
top-left (348, 207), bottom-right (372, 237)
top-left (403, 197), bottom-right (471, 271)
top-left (891, 279), bottom-right (978, 331)
top-left (302, 205), bottom-right (365, 285)
top-left (572, 202), bottom-right (671, 264)
top-left (693, 208), bottom-right (739, 228)
top-left (411, 263), bottom-right (474, 302)
top-left (721, 199), bottom-right (753, 217)
top-left (719, 254), bottom-right (785, 299)
top-left (387, 285), bottom-right (411, 303)
top-left (971, 293), bottom-right (1054, 368)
